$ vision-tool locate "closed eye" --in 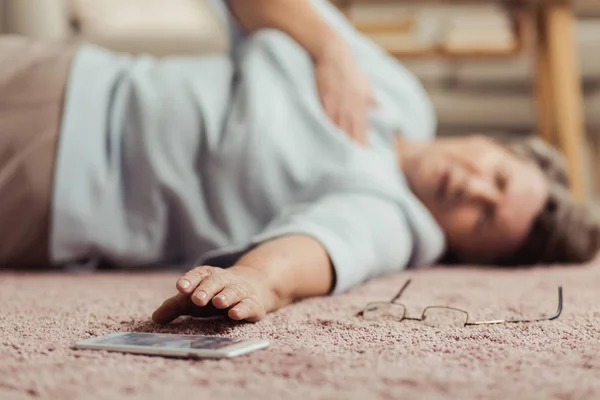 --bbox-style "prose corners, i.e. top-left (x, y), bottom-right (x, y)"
top-left (495, 170), bottom-right (509, 192)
